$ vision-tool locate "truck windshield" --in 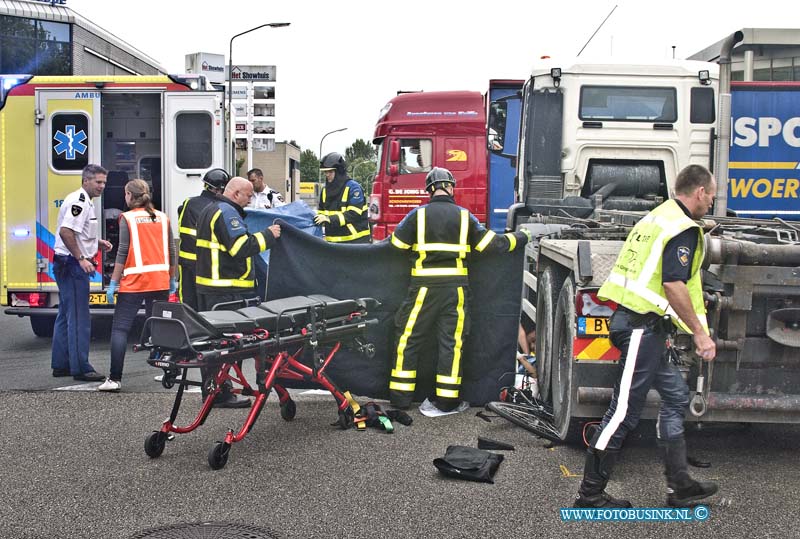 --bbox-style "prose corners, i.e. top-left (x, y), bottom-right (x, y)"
top-left (579, 86), bottom-right (677, 122)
